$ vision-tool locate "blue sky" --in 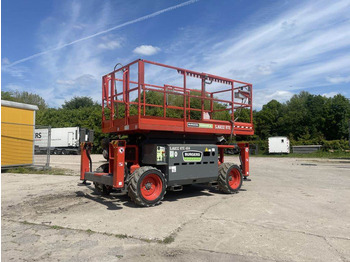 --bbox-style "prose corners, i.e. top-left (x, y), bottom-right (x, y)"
top-left (2, 0), bottom-right (350, 109)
